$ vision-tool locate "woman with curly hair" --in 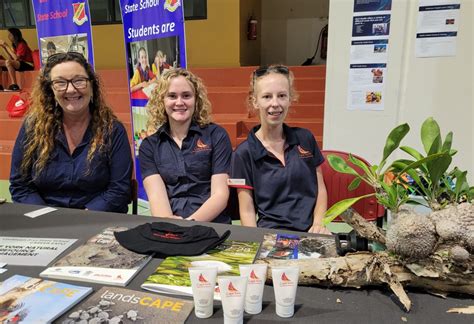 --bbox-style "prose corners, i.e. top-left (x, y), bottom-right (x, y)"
top-left (0, 28), bottom-right (34, 91)
top-left (139, 68), bottom-right (232, 223)
top-left (9, 52), bottom-right (133, 213)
